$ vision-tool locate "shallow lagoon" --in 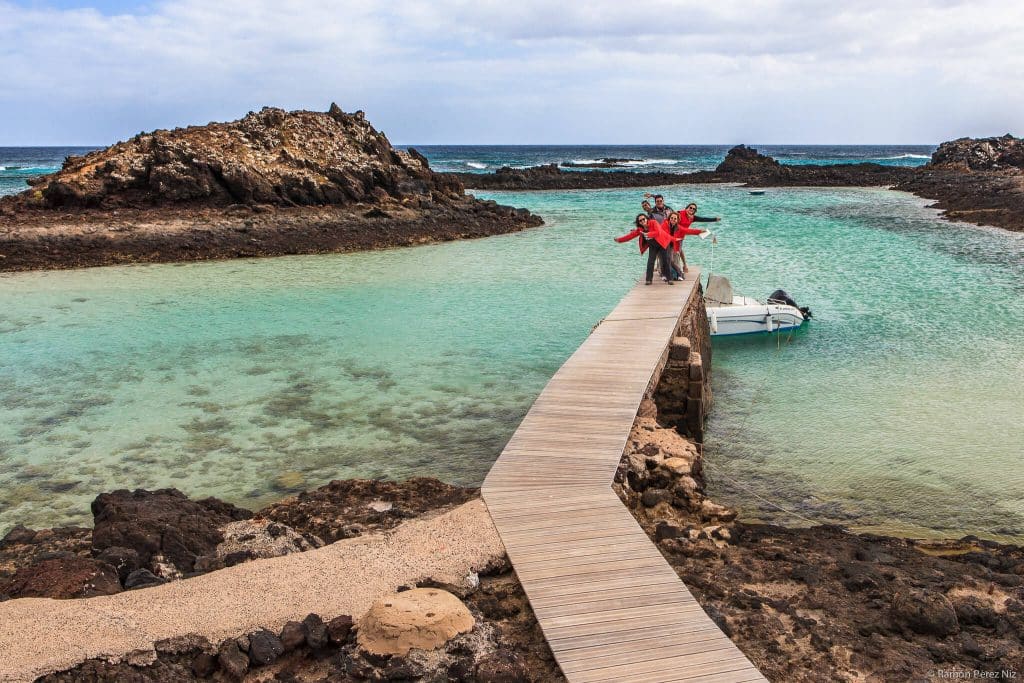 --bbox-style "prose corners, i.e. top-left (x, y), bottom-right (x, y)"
top-left (2, 185), bottom-right (1022, 541)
